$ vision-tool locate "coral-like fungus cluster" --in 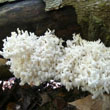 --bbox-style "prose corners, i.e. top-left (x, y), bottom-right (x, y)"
top-left (1, 29), bottom-right (110, 98)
